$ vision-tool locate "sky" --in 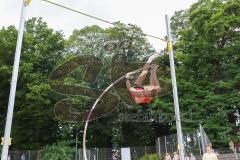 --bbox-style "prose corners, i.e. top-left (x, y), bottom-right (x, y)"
top-left (0, 0), bottom-right (197, 51)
